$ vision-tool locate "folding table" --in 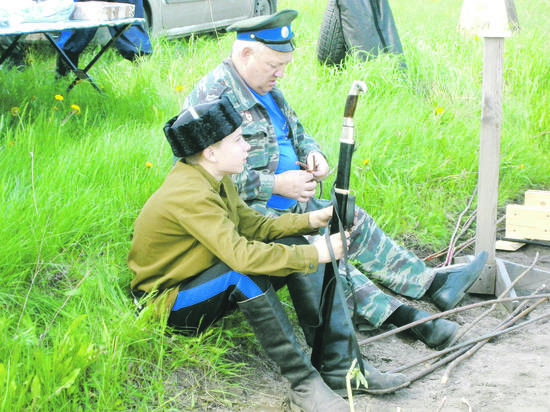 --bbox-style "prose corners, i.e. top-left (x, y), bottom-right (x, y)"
top-left (0, 17), bottom-right (144, 93)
